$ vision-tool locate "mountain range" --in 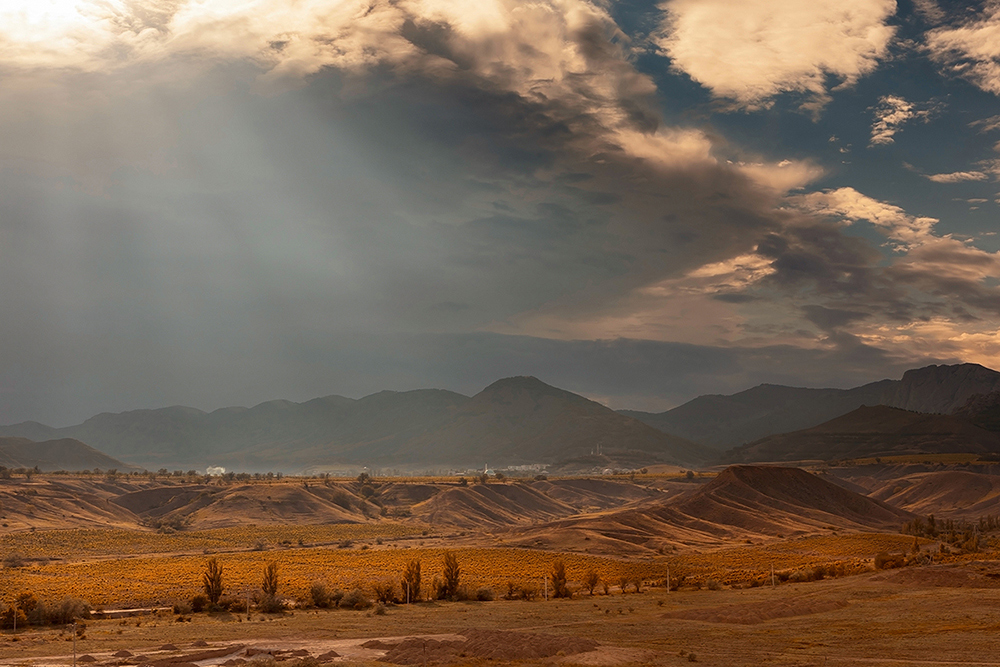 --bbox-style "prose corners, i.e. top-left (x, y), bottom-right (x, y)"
top-left (5, 362), bottom-right (1000, 472)
top-left (622, 363), bottom-right (1000, 449)
top-left (724, 405), bottom-right (1000, 463)
top-left (0, 377), bottom-right (706, 471)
